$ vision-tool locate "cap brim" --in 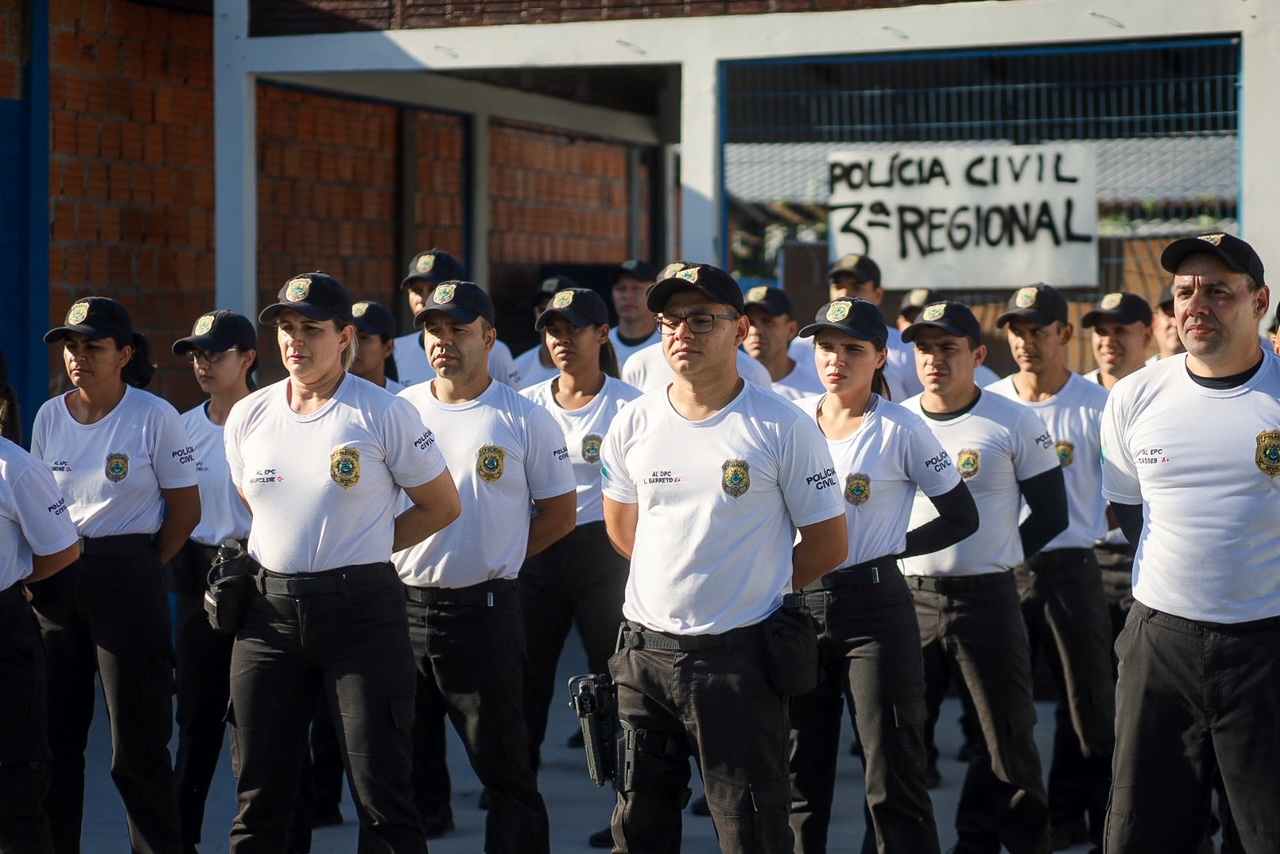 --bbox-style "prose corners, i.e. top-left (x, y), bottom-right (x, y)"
top-left (534, 307), bottom-right (601, 331)
top-left (797, 321), bottom-right (881, 342)
top-left (1080, 309), bottom-right (1145, 329)
top-left (44, 324), bottom-right (114, 344)
top-left (645, 279), bottom-right (740, 312)
top-left (400, 272), bottom-right (445, 290)
top-left (350, 317), bottom-right (395, 338)
top-left (259, 302), bottom-right (343, 325)
top-left (901, 320), bottom-right (974, 343)
top-left (413, 305), bottom-right (483, 328)
top-left (744, 302), bottom-right (786, 317)
top-left (995, 308), bottom-right (1060, 328)
top-left (172, 334), bottom-right (237, 355)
